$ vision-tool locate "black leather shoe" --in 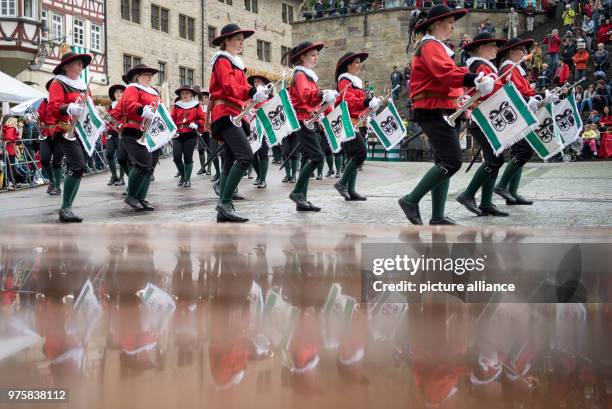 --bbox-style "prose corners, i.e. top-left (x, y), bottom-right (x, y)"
top-left (216, 212), bottom-right (231, 222)
top-left (479, 204), bottom-right (509, 216)
top-left (206, 169), bottom-right (211, 175)
top-left (429, 217), bottom-right (457, 225)
top-left (257, 181), bottom-right (267, 189)
top-left (253, 178), bottom-right (262, 186)
top-left (306, 201), bottom-right (321, 212)
top-left (177, 178), bottom-right (185, 187)
top-left (334, 181), bottom-right (351, 200)
top-left (49, 186), bottom-right (61, 196)
top-left (456, 193), bottom-right (484, 216)
top-left (183, 180), bottom-right (191, 188)
top-left (197, 168), bottom-right (205, 175)
top-left (114, 179), bottom-right (125, 186)
top-left (107, 176), bottom-right (118, 186)
top-left (494, 187), bottom-right (516, 204)
top-left (174, 172), bottom-right (180, 178)
top-left (139, 200), bottom-right (155, 211)
top-left (59, 208), bottom-right (83, 223)
top-left (348, 191), bottom-right (367, 201)
top-left (215, 202), bottom-right (249, 223)
top-left (335, 172), bottom-right (341, 178)
top-left (213, 182), bottom-right (220, 196)
top-left (397, 197), bottom-right (423, 225)
top-left (211, 173), bottom-right (220, 182)
top-left (326, 170), bottom-right (335, 177)
top-left (282, 175), bottom-right (291, 183)
top-left (47, 184), bottom-right (53, 194)
top-left (233, 191), bottom-right (244, 200)
top-left (125, 196), bottom-right (143, 210)
top-left (316, 174), bottom-right (322, 180)
top-left (289, 192), bottom-right (310, 209)
top-left (511, 194), bottom-right (533, 205)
